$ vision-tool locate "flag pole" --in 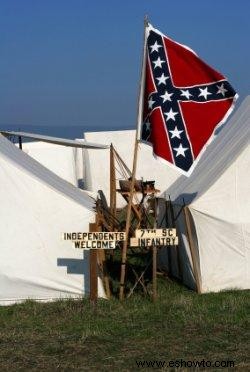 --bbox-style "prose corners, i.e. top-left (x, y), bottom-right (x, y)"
top-left (119, 16), bottom-right (149, 300)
